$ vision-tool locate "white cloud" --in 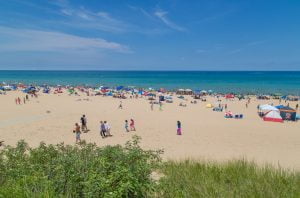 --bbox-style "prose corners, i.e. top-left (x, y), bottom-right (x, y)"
top-left (0, 26), bottom-right (131, 53)
top-left (58, 4), bottom-right (128, 33)
top-left (154, 10), bottom-right (186, 32)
